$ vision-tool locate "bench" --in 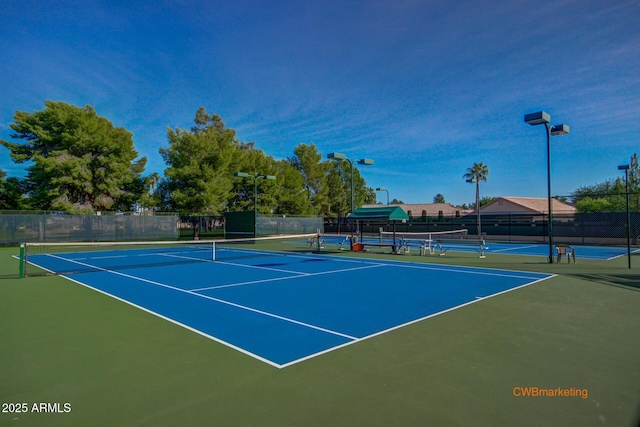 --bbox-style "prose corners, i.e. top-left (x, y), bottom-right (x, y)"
top-left (353, 241), bottom-right (401, 254)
